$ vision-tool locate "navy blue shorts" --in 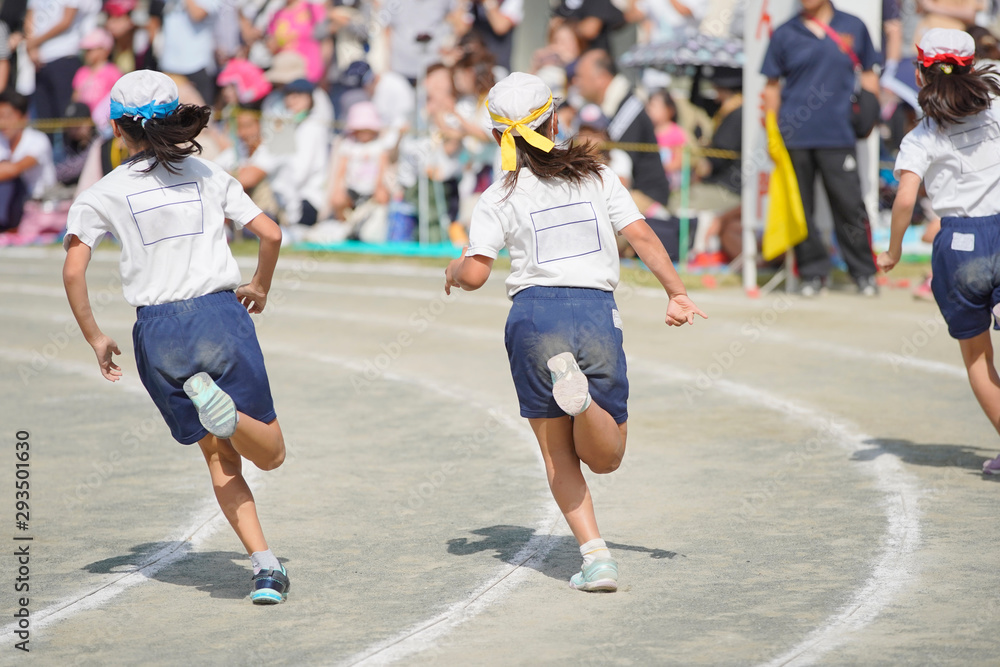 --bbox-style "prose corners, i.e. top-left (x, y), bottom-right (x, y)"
top-left (133, 291), bottom-right (276, 445)
top-left (931, 215), bottom-right (1000, 339)
top-left (504, 286), bottom-right (628, 423)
